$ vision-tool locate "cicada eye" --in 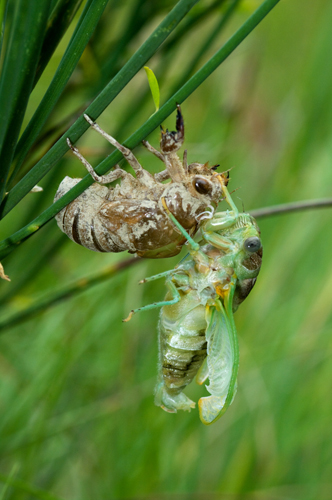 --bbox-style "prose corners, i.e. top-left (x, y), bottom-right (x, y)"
top-left (243, 237), bottom-right (261, 253)
top-left (193, 177), bottom-right (212, 195)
